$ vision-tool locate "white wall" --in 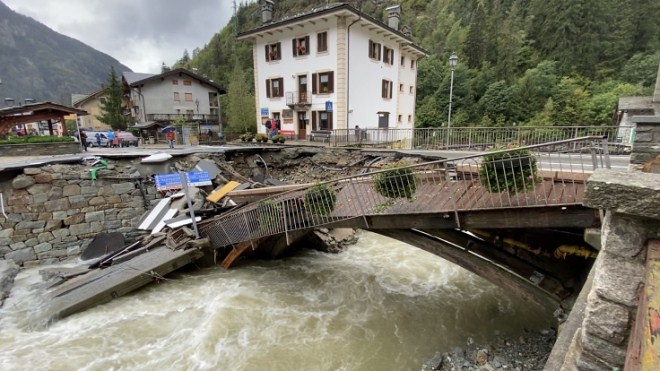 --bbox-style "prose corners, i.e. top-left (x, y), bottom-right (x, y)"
top-left (252, 13), bottom-right (421, 135)
top-left (254, 19), bottom-right (340, 134)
